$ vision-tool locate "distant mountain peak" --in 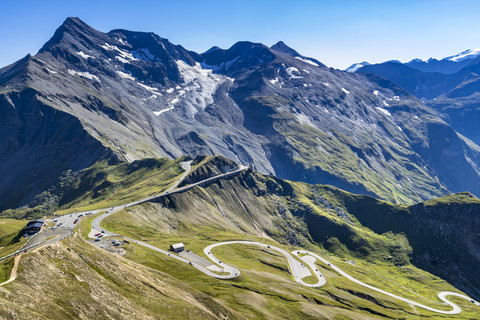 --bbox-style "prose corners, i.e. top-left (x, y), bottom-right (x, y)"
top-left (443, 48), bottom-right (480, 62)
top-left (345, 61), bottom-right (370, 72)
top-left (271, 41), bottom-right (325, 67)
top-left (271, 41), bottom-right (301, 57)
top-left (203, 46), bottom-right (222, 54)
